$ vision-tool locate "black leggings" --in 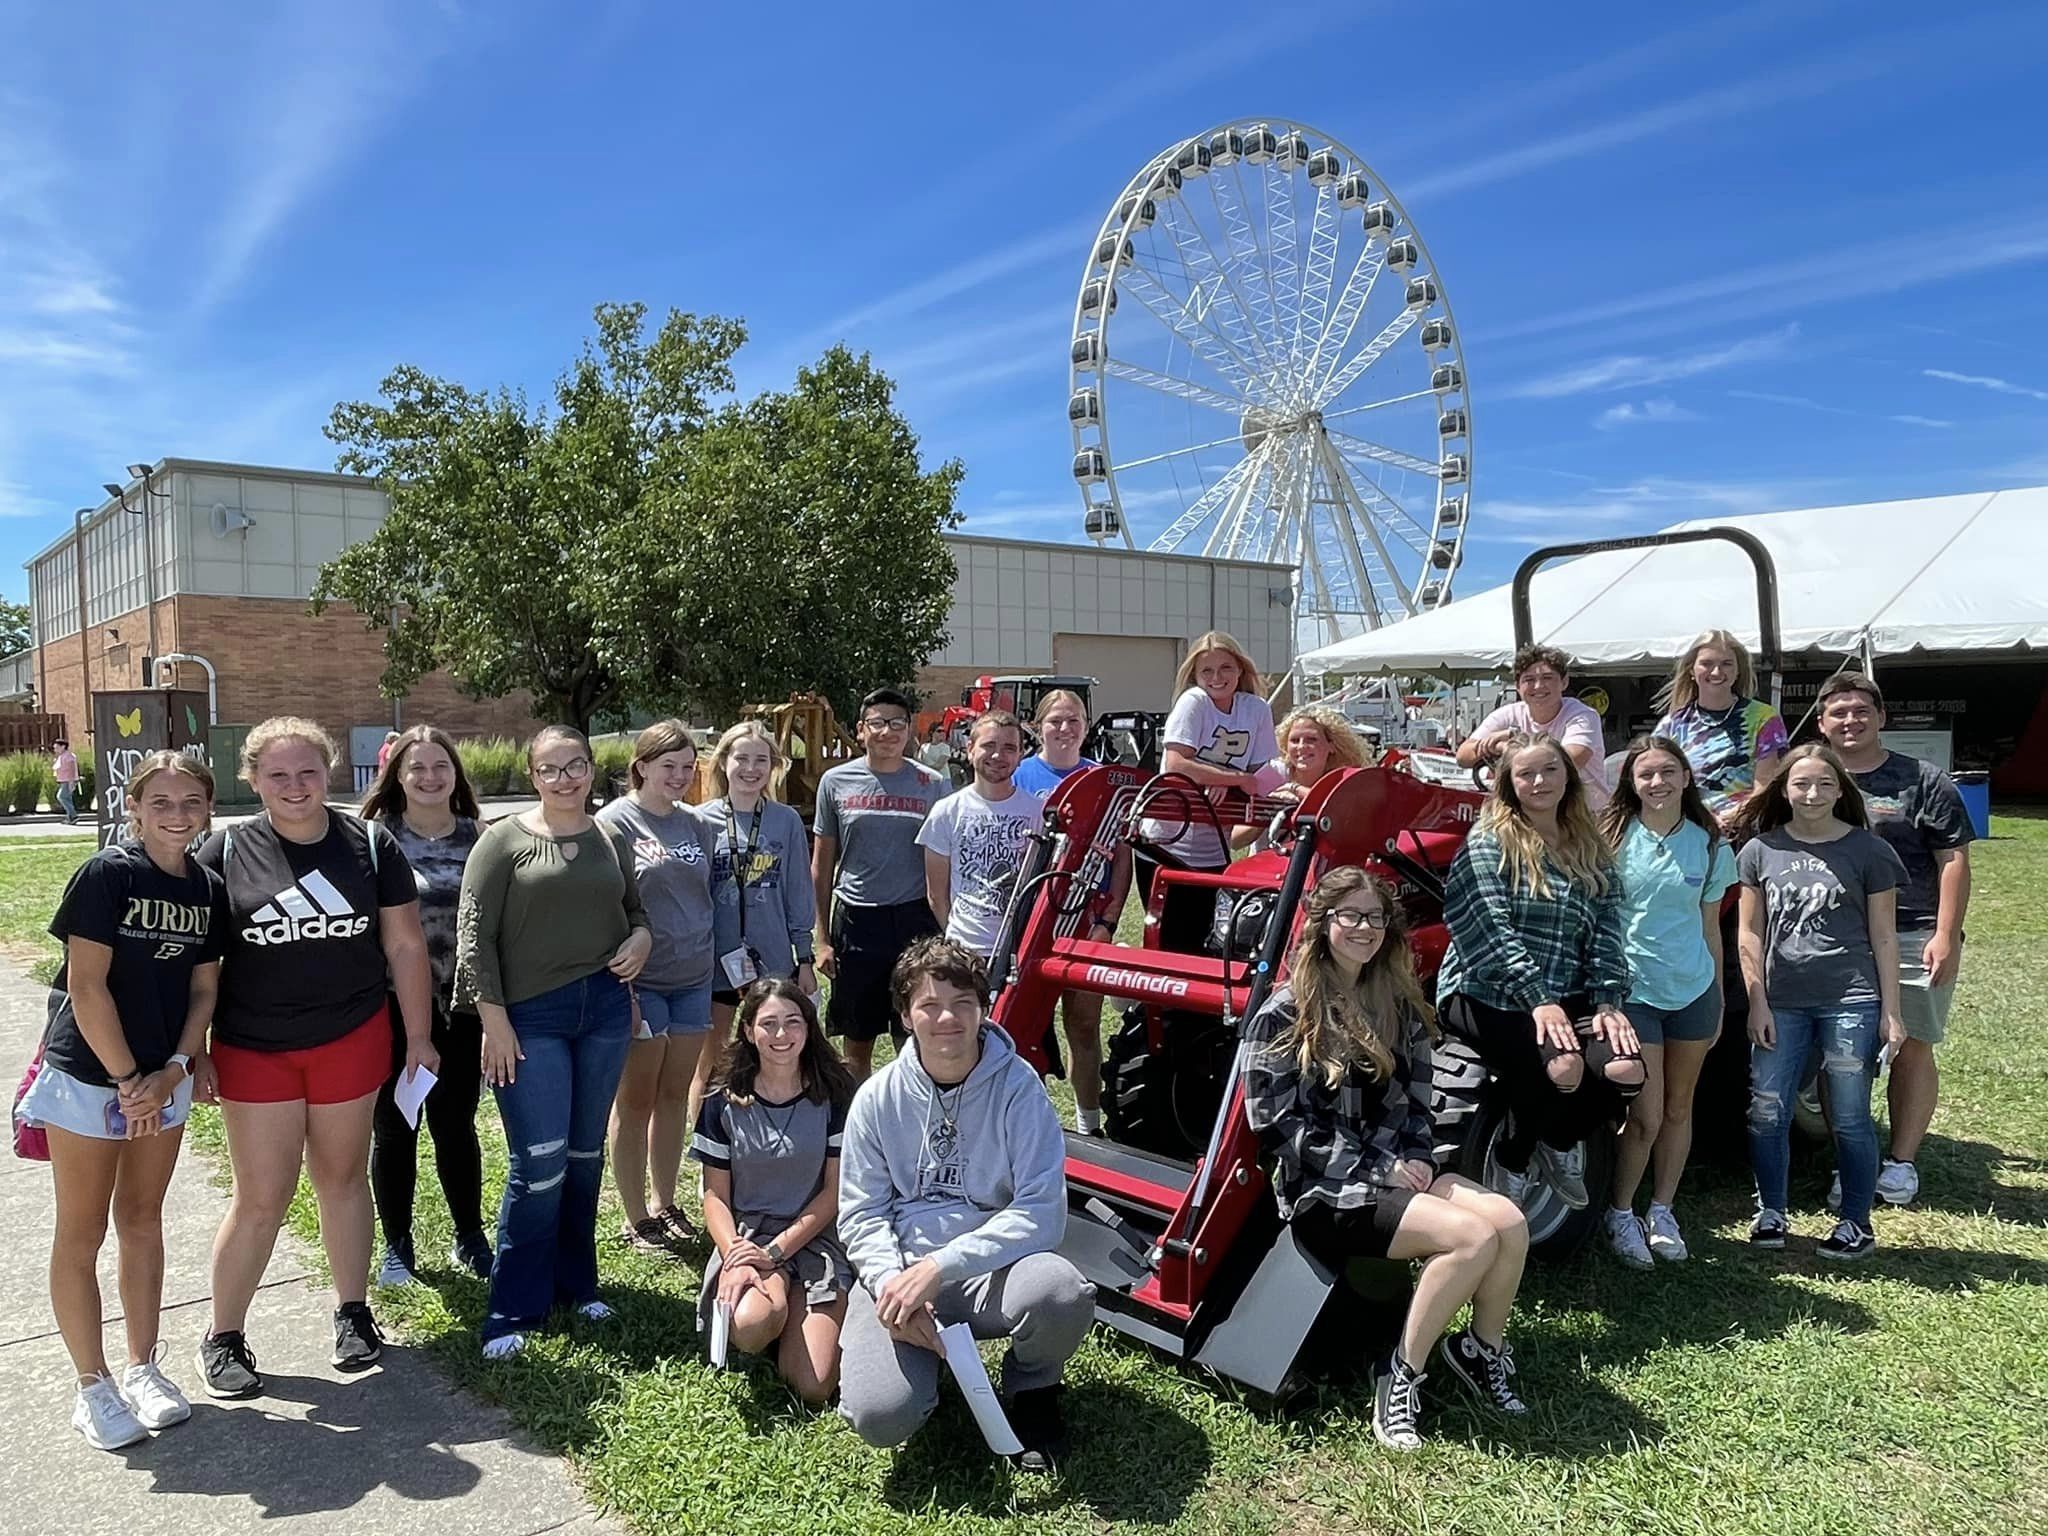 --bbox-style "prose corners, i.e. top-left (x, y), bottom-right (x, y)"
top-left (1440, 993), bottom-right (1643, 1172)
top-left (371, 1005), bottom-right (486, 1250)
top-left (1134, 851), bottom-right (1226, 957)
